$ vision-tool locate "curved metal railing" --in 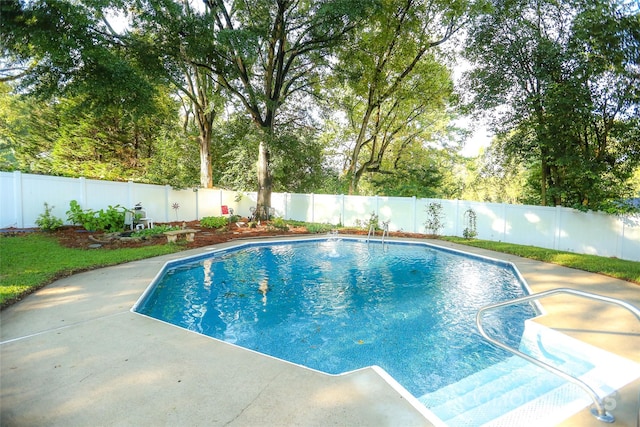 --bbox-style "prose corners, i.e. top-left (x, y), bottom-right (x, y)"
top-left (476, 288), bottom-right (640, 423)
